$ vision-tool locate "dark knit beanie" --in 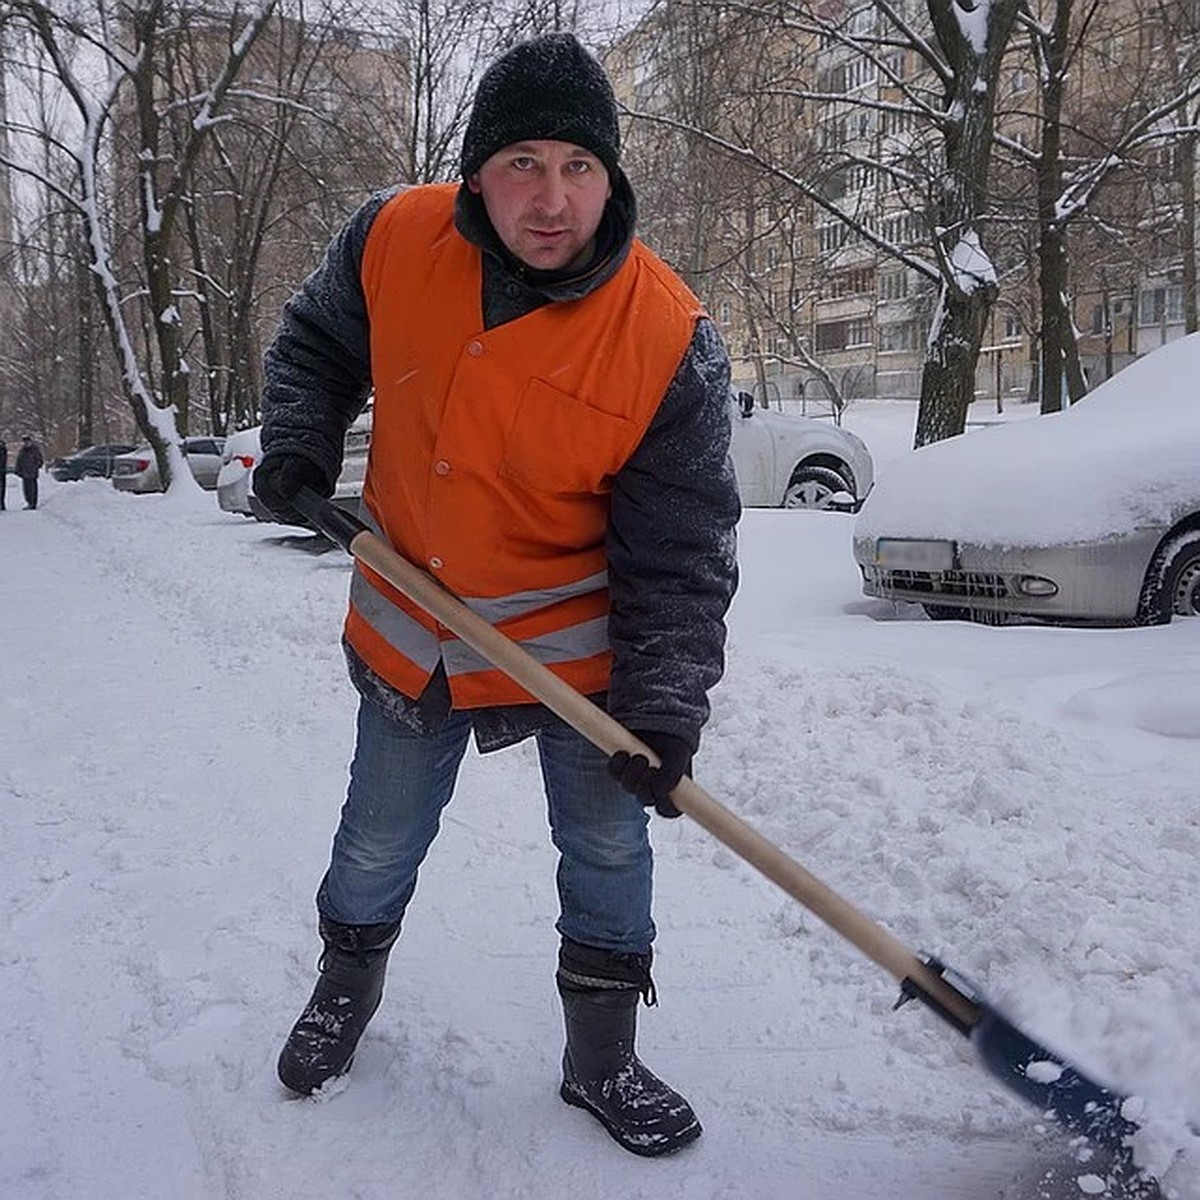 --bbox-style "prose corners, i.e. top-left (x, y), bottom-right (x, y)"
top-left (460, 33), bottom-right (620, 180)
